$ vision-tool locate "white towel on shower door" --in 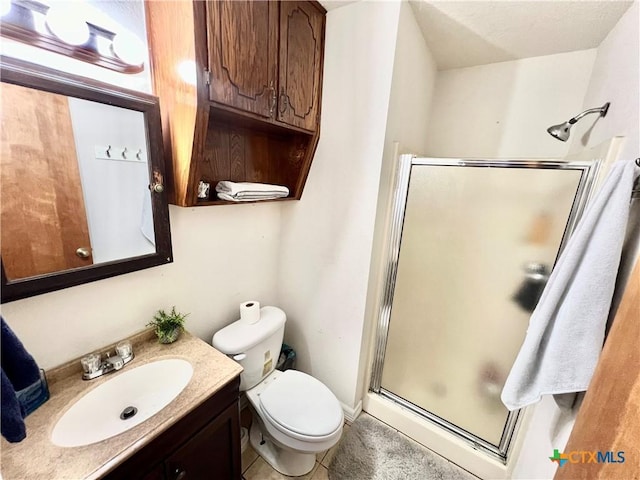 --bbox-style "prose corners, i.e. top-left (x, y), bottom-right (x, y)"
top-left (501, 160), bottom-right (639, 411)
